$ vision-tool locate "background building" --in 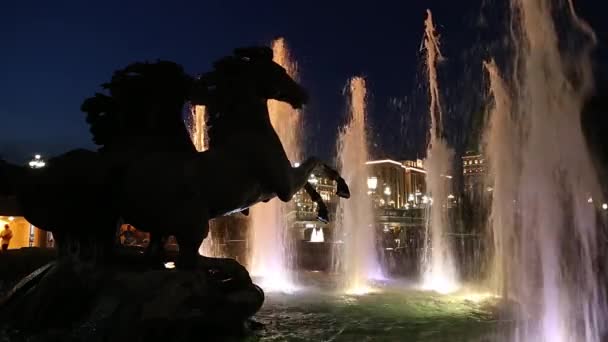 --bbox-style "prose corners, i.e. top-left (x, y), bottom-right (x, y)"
top-left (0, 196), bottom-right (51, 250)
top-left (365, 159), bottom-right (427, 209)
top-left (462, 151), bottom-right (486, 194)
